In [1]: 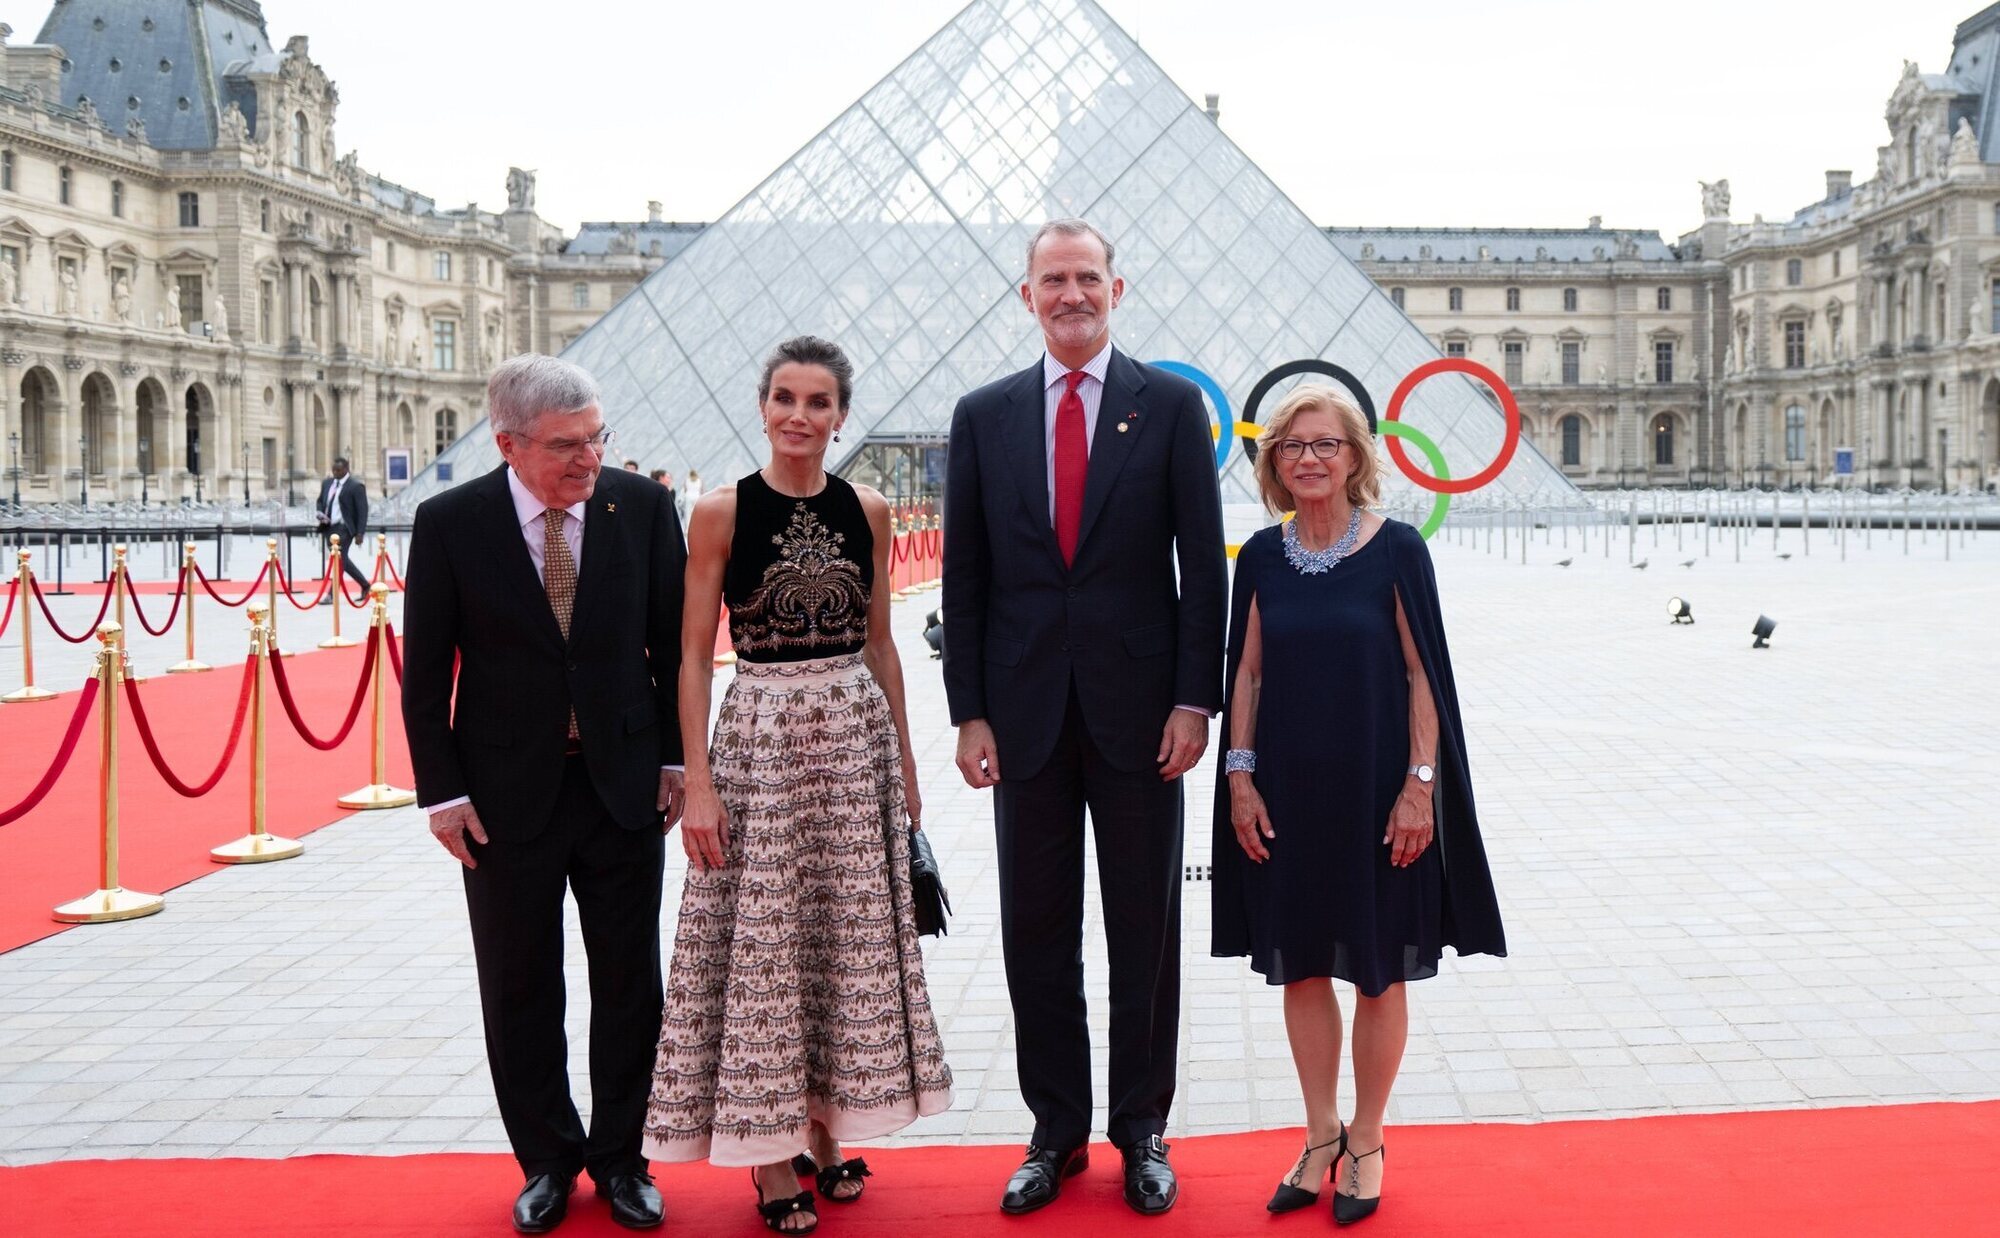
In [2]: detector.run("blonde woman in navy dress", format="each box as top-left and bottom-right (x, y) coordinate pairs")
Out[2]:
(645, 336), (952, 1233)
(1210, 384), (1504, 1225)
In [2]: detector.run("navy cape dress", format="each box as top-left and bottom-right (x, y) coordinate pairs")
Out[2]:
(1209, 519), (1505, 995)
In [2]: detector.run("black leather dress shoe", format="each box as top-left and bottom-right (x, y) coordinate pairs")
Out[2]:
(601, 1172), (665, 1229)
(513, 1172), (576, 1234)
(999, 1144), (1089, 1214)
(1121, 1135), (1178, 1216)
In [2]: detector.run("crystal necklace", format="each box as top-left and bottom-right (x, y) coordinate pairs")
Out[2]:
(1283, 508), (1362, 574)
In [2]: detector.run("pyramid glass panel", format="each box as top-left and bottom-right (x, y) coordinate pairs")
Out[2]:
(403, 0), (1571, 507)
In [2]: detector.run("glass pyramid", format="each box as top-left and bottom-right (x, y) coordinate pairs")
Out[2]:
(402, 0), (1571, 506)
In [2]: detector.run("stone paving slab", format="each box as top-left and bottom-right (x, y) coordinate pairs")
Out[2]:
(1, 515), (1997, 1165)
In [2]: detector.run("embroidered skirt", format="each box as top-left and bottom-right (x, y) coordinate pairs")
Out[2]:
(643, 653), (954, 1167)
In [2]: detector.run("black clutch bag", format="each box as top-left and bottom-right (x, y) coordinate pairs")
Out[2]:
(909, 828), (951, 937)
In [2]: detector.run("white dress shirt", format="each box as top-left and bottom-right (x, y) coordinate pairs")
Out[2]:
(321, 475), (345, 523)
(424, 468), (677, 817)
(1037, 343), (1210, 721)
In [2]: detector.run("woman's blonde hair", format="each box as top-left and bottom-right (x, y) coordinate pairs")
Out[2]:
(1253, 383), (1382, 515)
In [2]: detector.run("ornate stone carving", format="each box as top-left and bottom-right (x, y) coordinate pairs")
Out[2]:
(75, 98), (102, 132)
(507, 167), (537, 212)
(112, 275), (133, 324)
(1951, 116), (1979, 170)
(124, 115), (147, 143)
(63, 355), (85, 371)
(218, 102), (248, 145)
(211, 294), (230, 340)
(59, 268), (79, 317)
(0, 350), (27, 367)
(1700, 178), (1731, 219)
(0, 259), (16, 307)
(119, 361), (140, 376)
(164, 282), (182, 328)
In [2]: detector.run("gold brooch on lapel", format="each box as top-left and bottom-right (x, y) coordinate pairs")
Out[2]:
(605, 502), (617, 513)
(1116, 422), (1129, 433)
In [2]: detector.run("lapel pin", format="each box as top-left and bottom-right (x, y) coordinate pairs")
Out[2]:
(605, 503), (617, 513)
(1116, 422), (1129, 433)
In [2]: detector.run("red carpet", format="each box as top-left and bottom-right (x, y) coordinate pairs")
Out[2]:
(0, 645), (411, 953)
(3, 1102), (1993, 1235)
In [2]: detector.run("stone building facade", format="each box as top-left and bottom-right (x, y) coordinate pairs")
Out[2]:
(0, 1), (680, 506)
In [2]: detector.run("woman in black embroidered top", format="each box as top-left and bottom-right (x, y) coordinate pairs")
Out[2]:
(644, 336), (952, 1233)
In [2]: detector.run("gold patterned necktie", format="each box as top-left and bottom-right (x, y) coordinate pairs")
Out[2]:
(542, 508), (579, 739)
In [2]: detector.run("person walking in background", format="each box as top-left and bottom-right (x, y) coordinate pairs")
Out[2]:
(647, 336), (951, 1234)
(1212, 385), (1504, 1227)
(314, 456), (370, 602)
(402, 354), (686, 1234)
(941, 218), (1226, 1217)
(649, 468), (678, 515)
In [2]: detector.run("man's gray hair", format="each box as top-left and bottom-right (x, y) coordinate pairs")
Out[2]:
(1025, 217), (1115, 278)
(487, 354), (601, 435)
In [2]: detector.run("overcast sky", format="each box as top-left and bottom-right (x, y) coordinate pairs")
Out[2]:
(100, 0), (1983, 237)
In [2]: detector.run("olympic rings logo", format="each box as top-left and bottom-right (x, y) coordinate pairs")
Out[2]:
(1150, 357), (1524, 539)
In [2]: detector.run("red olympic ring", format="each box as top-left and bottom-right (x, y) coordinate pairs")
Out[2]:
(1384, 358), (1522, 495)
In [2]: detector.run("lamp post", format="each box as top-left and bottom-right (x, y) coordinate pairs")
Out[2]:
(78, 430), (88, 507)
(7, 431), (18, 510)
(240, 439), (251, 504)
(138, 435), (150, 507)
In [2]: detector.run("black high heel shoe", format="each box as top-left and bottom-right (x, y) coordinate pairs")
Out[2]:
(789, 1151), (872, 1202)
(1333, 1142), (1384, 1226)
(753, 1167), (818, 1233)
(1266, 1126), (1346, 1213)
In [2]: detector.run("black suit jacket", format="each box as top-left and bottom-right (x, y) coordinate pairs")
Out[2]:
(400, 464), (686, 840)
(942, 348), (1227, 779)
(318, 475), (368, 540)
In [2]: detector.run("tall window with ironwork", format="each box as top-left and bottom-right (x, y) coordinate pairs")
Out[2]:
(176, 274), (204, 332)
(1444, 339), (1466, 358)
(1786, 258), (1803, 286)
(1563, 287), (1578, 312)
(1390, 287), (1404, 309)
(1784, 320), (1805, 368)
(1505, 286), (1520, 311)
(1561, 340), (1580, 384)
(1447, 287), (1463, 312)
(572, 282), (590, 309)
(1784, 405), (1805, 461)
(434, 250), (452, 281)
(1656, 286), (1672, 311)
(1503, 340), (1523, 387)
(1, 150), (13, 193)
(1560, 415), (1582, 466)
(178, 191), (199, 227)
(1653, 414), (1674, 466)
(433, 319), (457, 371)
(434, 409), (459, 459)
(1654, 340), (1674, 384)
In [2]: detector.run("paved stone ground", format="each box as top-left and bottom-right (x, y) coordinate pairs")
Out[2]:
(2, 511), (1997, 1167)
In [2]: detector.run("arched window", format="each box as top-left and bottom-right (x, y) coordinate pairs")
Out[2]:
(1652, 414), (1675, 466)
(1784, 404), (1806, 461)
(1560, 414), (1583, 467)
(292, 112), (310, 169)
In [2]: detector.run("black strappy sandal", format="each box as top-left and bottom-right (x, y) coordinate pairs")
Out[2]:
(1267, 1125), (1345, 1213)
(1333, 1142), (1384, 1226)
(753, 1168), (818, 1233)
(789, 1151), (872, 1202)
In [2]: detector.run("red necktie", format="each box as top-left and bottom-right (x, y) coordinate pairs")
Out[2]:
(1053, 370), (1088, 566)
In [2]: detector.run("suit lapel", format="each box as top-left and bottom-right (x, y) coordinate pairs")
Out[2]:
(569, 480), (619, 647)
(1002, 364), (1066, 571)
(477, 465), (565, 650)
(1075, 348), (1149, 558)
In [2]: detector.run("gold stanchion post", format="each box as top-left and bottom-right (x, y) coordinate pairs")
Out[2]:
(374, 531), (389, 584)
(111, 546), (146, 682)
(210, 603), (303, 863)
(52, 624), (166, 922)
(167, 543), (210, 673)
(318, 534), (356, 649)
(4, 549), (57, 703)
(262, 537), (290, 657)
(338, 584), (415, 809)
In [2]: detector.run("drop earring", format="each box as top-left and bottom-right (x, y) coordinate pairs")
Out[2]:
(834, 430), (842, 442)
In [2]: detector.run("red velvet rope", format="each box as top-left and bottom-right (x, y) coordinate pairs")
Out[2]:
(339, 570), (371, 607)
(0, 679), (100, 827)
(272, 559), (333, 611)
(194, 561), (271, 606)
(124, 655), (255, 797)
(120, 568), (187, 637)
(384, 623), (403, 685)
(265, 634), (375, 750)
(384, 555), (406, 590)
(0, 577), (15, 641)
(30, 576), (116, 643)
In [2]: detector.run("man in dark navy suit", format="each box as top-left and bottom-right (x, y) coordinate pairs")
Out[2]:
(942, 219), (1227, 1217)
(314, 457), (371, 598)
(403, 355), (683, 1233)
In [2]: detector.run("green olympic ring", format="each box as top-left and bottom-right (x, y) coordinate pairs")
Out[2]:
(1375, 421), (1451, 539)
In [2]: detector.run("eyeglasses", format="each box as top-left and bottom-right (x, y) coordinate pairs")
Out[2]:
(513, 426), (617, 456)
(1275, 437), (1345, 461)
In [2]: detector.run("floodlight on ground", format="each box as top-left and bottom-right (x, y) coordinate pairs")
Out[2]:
(1668, 597), (1693, 625)
(923, 609), (943, 660)
(1751, 615), (1777, 649)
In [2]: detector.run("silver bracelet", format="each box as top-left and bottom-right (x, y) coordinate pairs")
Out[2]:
(1224, 749), (1256, 774)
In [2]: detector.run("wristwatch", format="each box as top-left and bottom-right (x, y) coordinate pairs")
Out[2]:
(1407, 763), (1434, 784)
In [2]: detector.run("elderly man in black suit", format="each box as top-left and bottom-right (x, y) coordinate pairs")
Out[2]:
(942, 218), (1227, 1217)
(314, 456), (371, 600)
(402, 354), (686, 1233)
